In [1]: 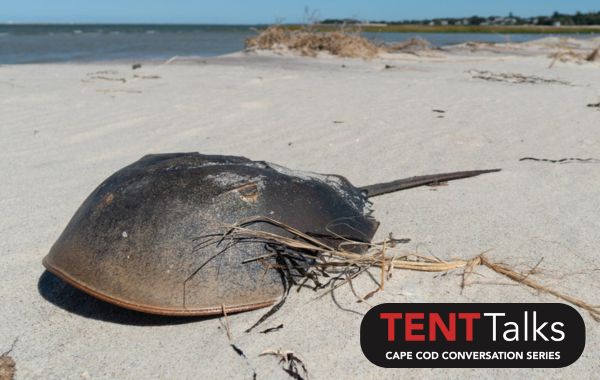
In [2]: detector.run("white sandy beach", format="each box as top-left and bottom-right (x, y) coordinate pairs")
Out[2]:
(1, 39), (600, 379)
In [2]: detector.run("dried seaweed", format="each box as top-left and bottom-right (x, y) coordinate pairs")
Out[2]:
(587, 48), (600, 62)
(0, 339), (17, 380)
(520, 157), (600, 164)
(231, 344), (246, 358)
(260, 349), (309, 380)
(216, 217), (600, 321)
(260, 324), (284, 334)
(385, 37), (432, 54)
(87, 76), (127, 83)
(468, 70), (571, 86)
(0, 356), (15, 380)
(133, 75), (161, 80)
(245, 253), (294, 333)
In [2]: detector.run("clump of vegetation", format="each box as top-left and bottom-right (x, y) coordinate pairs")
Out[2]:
(587, 47), (600, 62)
(245, 25), (380, 58)
(386, 37), (432, 53)
(0, 339), (17, 380)
(245, 26), (436, 58)
(214, 217), (600, 322)
(548, 42), (600, 67)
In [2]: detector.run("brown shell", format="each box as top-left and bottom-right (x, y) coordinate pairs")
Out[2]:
(43, 153), (379, 316)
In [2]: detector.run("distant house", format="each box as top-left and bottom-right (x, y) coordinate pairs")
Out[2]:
(361, 22), (387, 27)
(487, 17), (517, 25)
(553, 21), (561, 27)
(440, 20), (448, 26)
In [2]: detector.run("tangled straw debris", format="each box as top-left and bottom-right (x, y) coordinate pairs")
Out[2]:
(245, 26), (434, 58)
(386, 37), (432, 54)
(587, 47), (600, 62)
(216, 217), (600, 322)
(467, 69), (572, 85)
(520, 157), (600, 164)
(245, 26), (380, 58)
(0, 339), (17, 380)
(260, 348), (309, 380)
(548, 46), (600, 67)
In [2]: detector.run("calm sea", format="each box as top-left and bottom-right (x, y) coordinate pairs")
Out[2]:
(0, 24), (597, 64)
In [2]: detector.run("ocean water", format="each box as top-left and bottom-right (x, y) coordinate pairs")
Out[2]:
(0, 24), (597, 64)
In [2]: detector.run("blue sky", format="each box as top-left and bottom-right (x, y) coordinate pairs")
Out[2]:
(2, 0), (599, 24)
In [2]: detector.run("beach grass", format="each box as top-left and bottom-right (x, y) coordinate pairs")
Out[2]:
(245, 25), (440, 58)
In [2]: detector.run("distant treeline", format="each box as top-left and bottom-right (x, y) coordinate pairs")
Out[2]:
(322, 11), (600, 26)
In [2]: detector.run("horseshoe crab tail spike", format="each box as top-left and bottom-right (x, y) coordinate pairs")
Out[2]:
(359, 169), (501, 198)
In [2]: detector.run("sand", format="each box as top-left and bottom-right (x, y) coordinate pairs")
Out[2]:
(1, 40), (600, 379)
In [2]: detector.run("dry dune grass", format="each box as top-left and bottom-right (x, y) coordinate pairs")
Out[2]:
(549, 48), (600, 67)
(247, 27), (599, 63)
(587, 47), (600, 62)
(245, 26), (436, 58)
(245, 26), (381, 58)
(547, 38), (600, 67)
(548, 49), (598, 67)
(386, 37), (432, 53)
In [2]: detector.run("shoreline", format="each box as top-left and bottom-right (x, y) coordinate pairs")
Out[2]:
(293, 24), (600, 34)
(2, 34), (600, 66)
(3, 22), (600, 34)
(0, 32), (600, 65)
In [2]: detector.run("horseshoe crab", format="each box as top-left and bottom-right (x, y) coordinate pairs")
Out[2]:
(43, 153), (498, 316)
